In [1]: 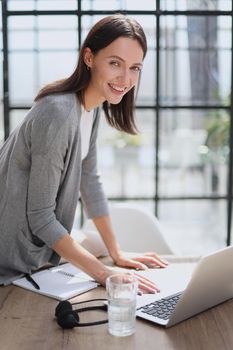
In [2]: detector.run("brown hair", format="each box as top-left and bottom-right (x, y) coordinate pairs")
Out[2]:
(35, 14), (147, 134)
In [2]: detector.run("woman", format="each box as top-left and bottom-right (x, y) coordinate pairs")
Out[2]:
(0, 14), (167, 292)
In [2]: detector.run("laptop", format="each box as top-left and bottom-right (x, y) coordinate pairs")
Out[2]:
(136, 245), (233, 328)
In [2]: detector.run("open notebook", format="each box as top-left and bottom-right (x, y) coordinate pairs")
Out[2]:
(12, 263), (98, 300)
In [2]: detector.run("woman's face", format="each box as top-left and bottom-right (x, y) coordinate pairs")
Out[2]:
(84, 37), (144, 108)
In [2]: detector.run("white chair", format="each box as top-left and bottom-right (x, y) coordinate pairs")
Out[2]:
(81, 203), (173, 255)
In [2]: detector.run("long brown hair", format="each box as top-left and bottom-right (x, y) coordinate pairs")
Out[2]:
(35, 14), (147, 134)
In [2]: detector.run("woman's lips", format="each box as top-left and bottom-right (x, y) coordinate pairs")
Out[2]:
(108, 83), (127, 95)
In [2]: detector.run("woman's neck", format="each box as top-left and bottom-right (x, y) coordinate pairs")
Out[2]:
(83, 84), (105, 111)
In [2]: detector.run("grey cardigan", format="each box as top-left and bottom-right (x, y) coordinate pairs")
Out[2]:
(0, 93), (109, 285)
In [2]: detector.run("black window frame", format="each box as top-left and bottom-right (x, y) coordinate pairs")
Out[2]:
(1, 0), (233, 245)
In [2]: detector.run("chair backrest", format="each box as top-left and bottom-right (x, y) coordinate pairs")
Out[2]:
(82, 204), (173, 254)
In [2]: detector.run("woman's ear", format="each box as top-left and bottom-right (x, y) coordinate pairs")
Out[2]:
(83, 47), (94, 69)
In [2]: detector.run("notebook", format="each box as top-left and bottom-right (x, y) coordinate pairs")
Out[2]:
(136, 245), (233, 327)
(12, 263), (98, 300)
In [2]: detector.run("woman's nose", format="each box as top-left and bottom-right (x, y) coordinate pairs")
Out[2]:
(118, 69), (130, 85)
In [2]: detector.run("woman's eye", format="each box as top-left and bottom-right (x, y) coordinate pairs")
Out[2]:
(110, 61), (119, 67)
(131, 66), (141, 72)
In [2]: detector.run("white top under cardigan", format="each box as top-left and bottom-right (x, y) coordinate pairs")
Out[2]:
(80, 106), (94, 160)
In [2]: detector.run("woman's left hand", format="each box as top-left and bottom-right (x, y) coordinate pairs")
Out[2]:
(114, 252), (168, 270)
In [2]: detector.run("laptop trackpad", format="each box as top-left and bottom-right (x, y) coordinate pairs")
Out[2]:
(136, 262), (197, 309)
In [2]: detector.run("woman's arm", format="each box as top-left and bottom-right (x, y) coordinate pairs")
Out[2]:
(92, 215), (121, 260)
(52, 234), (111, 285)
(52, 233), (160, 293)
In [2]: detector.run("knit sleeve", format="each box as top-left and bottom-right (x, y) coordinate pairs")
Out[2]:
(26, 96), (74, 247)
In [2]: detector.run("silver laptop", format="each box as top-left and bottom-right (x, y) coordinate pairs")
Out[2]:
(136, 245), (233, 328)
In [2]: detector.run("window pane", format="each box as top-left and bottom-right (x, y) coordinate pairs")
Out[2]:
(36, 1), (77, 10)
(231, 206), (233, 244)
(81, 14), (154, 46)
(159, 200), (227, 255)
(125, 0), (156, 10)
(9, 52), (36, 105)
(0, 103), (4, 144)
(8, 16), (35, 52)
(9, 31), (35, 51)
(0, 8), (2, 52)
(82, 0), (155, 11)
(8, 14), (79, 105)
(81, 15), (105, 42)
(133, 15), (156, 48)
(38, 51), (77, 88)
(8, 0), (77, 11)
(0, 4), (3, 143)
(37, 15), (78, 30)
(109, 200), (155, 213)
(82, 0), (121, 11)
(10, 109), (29, 133)
(218, 51), (231, 100)
(9, 16), (78, 50)
(0, 4), (2, 98)
(137, 49), (156, 106)
(160, 16), (232, 106)
(9, 50), (78, 105)
(38, 30), (77, 50)
(8, 16), (35, 30)
(8, 1), (35, 11)
(160, 0), (232, 11)
(159, 109), (230, 197)
(98, 109), (155, 198)
(129, 14), (156, 107)
(37, 16), (78, 50)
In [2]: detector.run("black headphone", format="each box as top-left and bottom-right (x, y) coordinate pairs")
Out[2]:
(55, 299), (108, 329)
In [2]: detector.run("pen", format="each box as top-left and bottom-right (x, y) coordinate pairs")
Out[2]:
(25, 274), (40, 290)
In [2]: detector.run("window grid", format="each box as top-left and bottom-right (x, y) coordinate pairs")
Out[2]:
(1, 0), (233, 246)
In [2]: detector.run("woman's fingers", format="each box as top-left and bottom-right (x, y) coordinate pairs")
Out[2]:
(138, 281), (160, 294)
(118, 256), (167, 271)
(134, 273), (160, 294)
(134, 256), (165, 268)
(144, 252), (169, 264)
(114, 252), (168, 270)
(133, 254), (168, 268)
(136, 284), (158, 295)
(120, 258), (149, 271)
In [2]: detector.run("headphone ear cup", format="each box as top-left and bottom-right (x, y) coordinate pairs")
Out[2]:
(55, 300), (72, 318)
(57, 310), (80, 329)
(55, 301), (80, 329)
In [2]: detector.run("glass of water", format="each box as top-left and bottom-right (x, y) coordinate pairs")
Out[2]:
(106, 274), (138, 337)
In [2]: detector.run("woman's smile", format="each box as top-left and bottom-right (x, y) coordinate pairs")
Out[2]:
(108, 83), (127, 95)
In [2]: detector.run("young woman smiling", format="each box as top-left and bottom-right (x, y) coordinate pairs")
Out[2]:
(0, 14), (167, 293)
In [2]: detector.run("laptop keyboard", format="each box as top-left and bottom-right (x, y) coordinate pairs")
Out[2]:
(138, 291), (183, 321)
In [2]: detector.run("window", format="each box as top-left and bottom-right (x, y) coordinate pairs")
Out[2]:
(1, 0), (232, 255)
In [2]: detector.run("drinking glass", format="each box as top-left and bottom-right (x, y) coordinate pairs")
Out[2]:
(106, 274), (138, 336)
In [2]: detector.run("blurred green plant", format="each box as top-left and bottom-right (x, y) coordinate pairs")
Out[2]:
(204, 95), (230, 163)
(205, 111), (230, 149)
(105, 131), (145, 149)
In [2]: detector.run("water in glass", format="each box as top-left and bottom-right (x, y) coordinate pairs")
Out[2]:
(108, 298), (136, 336)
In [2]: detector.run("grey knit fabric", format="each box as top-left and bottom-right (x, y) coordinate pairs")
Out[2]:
(0, 93), (109, 285)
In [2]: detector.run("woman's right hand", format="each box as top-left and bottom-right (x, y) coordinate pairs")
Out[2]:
(103, 267), (160, 295)
(52, 235), (160, 295)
